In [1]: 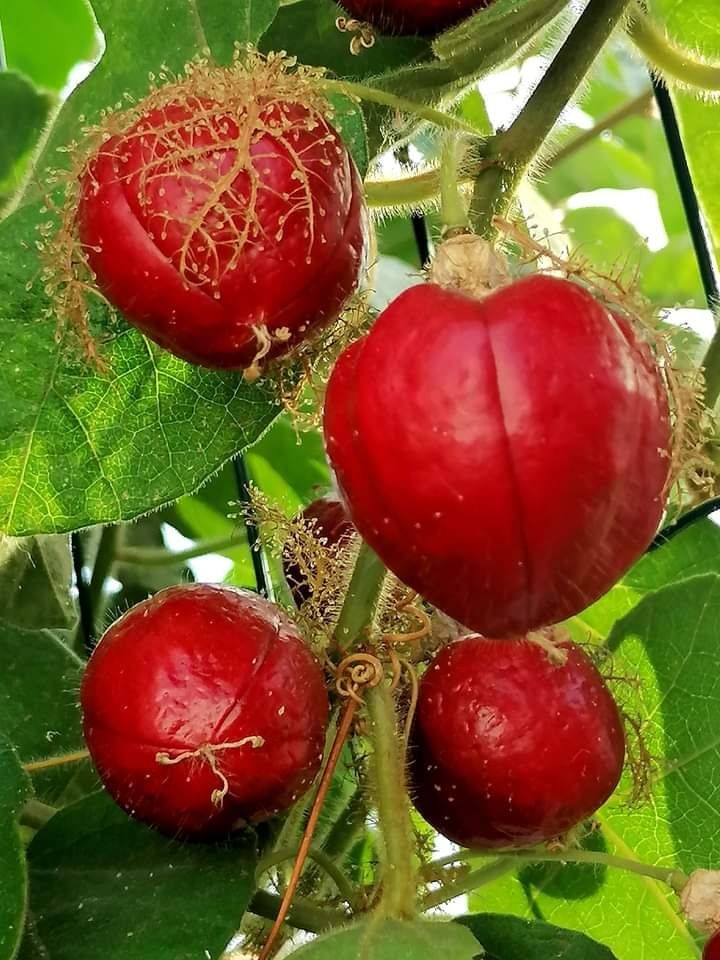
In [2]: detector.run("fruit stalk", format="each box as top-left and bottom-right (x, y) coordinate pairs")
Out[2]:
(439, 134), (470, 233)
(428, 848), (689, 903)
(334, 542), (386, 651)
(317, 79), (481, 136)
(249, 890), (347, 934)
(471, 0), (633, 234)
(366, 682), (416, 920)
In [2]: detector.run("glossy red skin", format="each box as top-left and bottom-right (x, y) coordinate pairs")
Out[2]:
(78, 98), (368, 370)
(410, 635), (626, 848)
(80, 584), (329, 839)
(338, 0), (491, 34)
(324, 276), (671, 638)
(705, 932), (720, 960)
(283, 495), (355, 605)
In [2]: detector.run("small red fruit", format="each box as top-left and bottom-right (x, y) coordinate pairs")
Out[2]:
(337, 0), (491, 35)
(283, 495), (355, 605)
(77, 73), (367, 371)
(410, 634), (626, 848)
(80, 584), (328, 838)
(705, 932), (720, 960)
(324, 276), (671, 638)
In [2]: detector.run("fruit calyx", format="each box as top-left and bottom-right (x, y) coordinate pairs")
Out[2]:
(428, 232), (511, 300)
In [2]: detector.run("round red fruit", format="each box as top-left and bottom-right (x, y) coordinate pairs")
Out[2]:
(324, 276), (671, 638)
(80, 584), (329, 838)
(78, 82), (367, 370)
(706, 932), (720, 960)
(283, 495), (355, 605)
(410, 634), (626, 848)
(337, 0), (491, 35)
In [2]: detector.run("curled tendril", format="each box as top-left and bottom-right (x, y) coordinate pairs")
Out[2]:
(335, 652), (384, 704)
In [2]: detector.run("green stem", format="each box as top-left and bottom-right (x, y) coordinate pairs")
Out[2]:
(439, 134), (471, 233)
(548, 89), (653, 165)
(88, 524), (122, 634)
(364, 169), (444, 211)
(115, 533), (245, 567)
(0, 20), (7, 72)
(471, 0), (633, 235)
(19, 799), (57, 831)
(366, 683), (416, 919)
(256, 846), (360, 910)
(249, 890), (347, 934)
(431, 847), (688, 894)
(334, 542), (386, 651)
(422, 859), (516, 909)
(627, 6), (720, 90)
(702, 320), (720, 408)
(318, 79), (481, 137)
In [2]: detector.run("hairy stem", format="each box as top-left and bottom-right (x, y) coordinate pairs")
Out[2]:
(432, 847), (689, 894)
(627, 6), (720, 90)
(256, 846), (360, 909)
(115, 533), (246, 568)
(440, 134), (470, 233)
(249, 890), (347, 934)
(334, 542), (386, 651)
(318, 79), (481, 136)
(471, 0), (633, 235)
(366, 683), (416, 919)
(88, 524), (121, 631)
(24, 750), (90, 774)
(422, 859), (516, 909)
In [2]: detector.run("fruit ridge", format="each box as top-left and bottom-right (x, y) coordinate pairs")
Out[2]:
(81, 583), (329, 838)
(77, 60), (368, 371)
(324, 275), (671, 638)
(410, 633), (626, 848)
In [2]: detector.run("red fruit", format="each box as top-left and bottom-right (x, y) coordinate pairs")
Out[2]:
(78, 85), (367, 370)
(337, 0), (491, 35)
(283, 495), (355, 605)
(324, 276), (670, 638)
(410, 634), (626, 848)
(705, 932), (720, 960)
(80, 584), (328, 838)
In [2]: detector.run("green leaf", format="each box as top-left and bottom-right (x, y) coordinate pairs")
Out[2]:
(607, 575), (720, 870)
(196, 0), (280, 64)
(645, 1), (720, 263)
(325, 93), (369, 178)
(287, 918), (482, 959)
(0, 200), (279, 537)
(459, 913), (618, 959)
(26, 791), (256, 960)
(0, 624), (85, 803)
(0, 73), (51, 182)
(0, 737), (32, 960)
(0, 536), (75, 630)
(671, 94), (720, 265)
(570, 519), (720, 642)
(0, 0), (98, 93)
